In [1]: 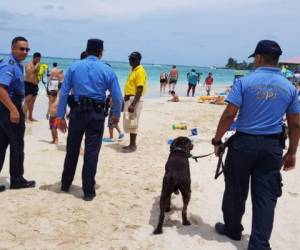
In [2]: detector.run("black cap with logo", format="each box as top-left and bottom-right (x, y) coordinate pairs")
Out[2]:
(86, 39), (104, 51)
(248, 40), (282, 58)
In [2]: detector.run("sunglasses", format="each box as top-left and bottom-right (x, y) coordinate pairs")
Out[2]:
(19, 47), (30, 52)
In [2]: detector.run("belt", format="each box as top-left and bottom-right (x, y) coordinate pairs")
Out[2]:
(236, 131), (281, 140)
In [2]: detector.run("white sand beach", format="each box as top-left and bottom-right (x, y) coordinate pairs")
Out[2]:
(0, 97), (299, 250)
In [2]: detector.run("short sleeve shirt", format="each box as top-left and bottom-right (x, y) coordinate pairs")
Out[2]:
(124, 65), (147, 96)
(226, 67), (300, 134)
(0, 55), (25, 99)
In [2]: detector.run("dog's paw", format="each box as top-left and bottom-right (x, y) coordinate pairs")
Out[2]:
(183, 220), (191, 226)
(165, 207), (171, 212)
(153, 228), (163, 235)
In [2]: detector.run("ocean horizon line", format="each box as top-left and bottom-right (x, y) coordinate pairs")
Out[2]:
(0, 52), (220, 69)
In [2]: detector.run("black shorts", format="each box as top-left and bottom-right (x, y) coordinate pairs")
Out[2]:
(169, 78), (177, 84)
(160, 79), (167, 84)
(25, 81), (39, 97)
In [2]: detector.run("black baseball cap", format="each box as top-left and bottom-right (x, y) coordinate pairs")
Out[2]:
(86, 39), (103, 51)
(248, 40), (282, 58)
(129, 51), (142, 60)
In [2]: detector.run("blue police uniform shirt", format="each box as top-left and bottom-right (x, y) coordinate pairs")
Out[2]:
(57, 55), (123, 118)
(226, 67), (300, 135)
(0, 54), (25, 99)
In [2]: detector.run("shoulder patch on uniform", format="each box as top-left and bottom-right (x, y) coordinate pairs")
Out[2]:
(6, 71), (13, 77)
(9, 59), (15, 65)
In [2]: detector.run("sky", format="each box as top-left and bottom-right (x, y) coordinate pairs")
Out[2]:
(0, 0), (299, 66)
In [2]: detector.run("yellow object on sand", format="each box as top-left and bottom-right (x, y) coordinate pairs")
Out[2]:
(198, 96), (215, 102)
(38, 63), (48, 81)
(198, 95), (226, 105)
(172, 123), (187, 130)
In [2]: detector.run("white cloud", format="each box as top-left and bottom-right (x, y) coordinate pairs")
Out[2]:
(0, 0), (299, 20)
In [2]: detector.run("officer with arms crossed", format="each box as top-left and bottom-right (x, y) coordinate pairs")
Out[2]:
(57, 39), (122, 201)
(0, 36), (36, 191)
(212, 40), (300, 250)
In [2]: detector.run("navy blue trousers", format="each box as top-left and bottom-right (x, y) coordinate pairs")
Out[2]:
(0, 104), (25, 181)
(222, 133), (283, 250)
(61, 108), (105, 195)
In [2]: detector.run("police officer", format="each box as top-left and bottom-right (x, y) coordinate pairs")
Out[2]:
(0, 36), (36, 191)
(57, 39), (122, 201)
(212, 40), (300, 249)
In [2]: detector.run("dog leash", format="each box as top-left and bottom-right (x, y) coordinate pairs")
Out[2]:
(214, 141), (230, 179)
(191, 152), (214, 162)
(191, 143), (229, 180)
(215, 151), (225, 179)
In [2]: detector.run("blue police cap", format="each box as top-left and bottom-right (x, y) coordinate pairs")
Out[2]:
(248, 40), (282, 58)
(86, 39), (103, 51)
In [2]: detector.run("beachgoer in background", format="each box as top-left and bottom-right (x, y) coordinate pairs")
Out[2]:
(168, 90), (179, 102)
(187, 69), (199, 97)
(48, 62), (64, 95)
(159, 71), (168, 96)
(168, 65), (179, 92)
(204, 72), (213, 96)
(210, 95), (225, 105)
(23, 52), (42, 122)
(0, 36), (36, 191)
(103, 95), (124, 142)
(47, 91), (60, 144)
(123, 51), (147, 153)
(57, 39), (122, 201)
(293, 70), (300, 86)
(212, 40), (300, 250)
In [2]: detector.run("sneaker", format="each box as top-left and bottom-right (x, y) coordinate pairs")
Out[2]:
(118, 133), (124, 140)
(215, 222), (241, 241)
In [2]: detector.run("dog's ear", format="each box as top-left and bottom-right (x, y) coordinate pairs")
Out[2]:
(170, 138), (176, 151)
(170, 137), (180, 151)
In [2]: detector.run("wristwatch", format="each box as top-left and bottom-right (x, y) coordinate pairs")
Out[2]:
(211, 138), (222, 146)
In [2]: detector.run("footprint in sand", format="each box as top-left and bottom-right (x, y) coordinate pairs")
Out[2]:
(288, 191), (298, 197)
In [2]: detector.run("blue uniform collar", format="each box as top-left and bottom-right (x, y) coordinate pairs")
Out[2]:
(255, 67), (281, 74)
(9, 54), (23, 67)
(87, 55), (100, 61)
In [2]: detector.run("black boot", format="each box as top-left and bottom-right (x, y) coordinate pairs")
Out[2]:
(10, 177), (36, 189)
(215, 222), (242, 241)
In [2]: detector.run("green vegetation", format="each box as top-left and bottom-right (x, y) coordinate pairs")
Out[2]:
(226, 57), (254, 70)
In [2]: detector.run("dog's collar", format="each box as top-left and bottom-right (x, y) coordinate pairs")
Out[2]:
(171, 147), (192, 157)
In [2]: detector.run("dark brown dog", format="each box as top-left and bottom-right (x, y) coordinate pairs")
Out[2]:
(153, 136), (193, 234)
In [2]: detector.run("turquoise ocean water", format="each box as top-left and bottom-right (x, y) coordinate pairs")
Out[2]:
(1, 54), (239, 98)
(1, 53), (243, 119)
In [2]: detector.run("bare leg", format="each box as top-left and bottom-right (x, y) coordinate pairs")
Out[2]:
(28, 95), (37, 121)
(160, 83), (162, 96)
(192, 85), (196, 97)
(51, 129), (58, 144)
(23, 95), (32, 122)
(115, 125), (121, 134)
(109, 127), (113, 139)
(122, 133), (137, 152)
(187, 84), (192, 96)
